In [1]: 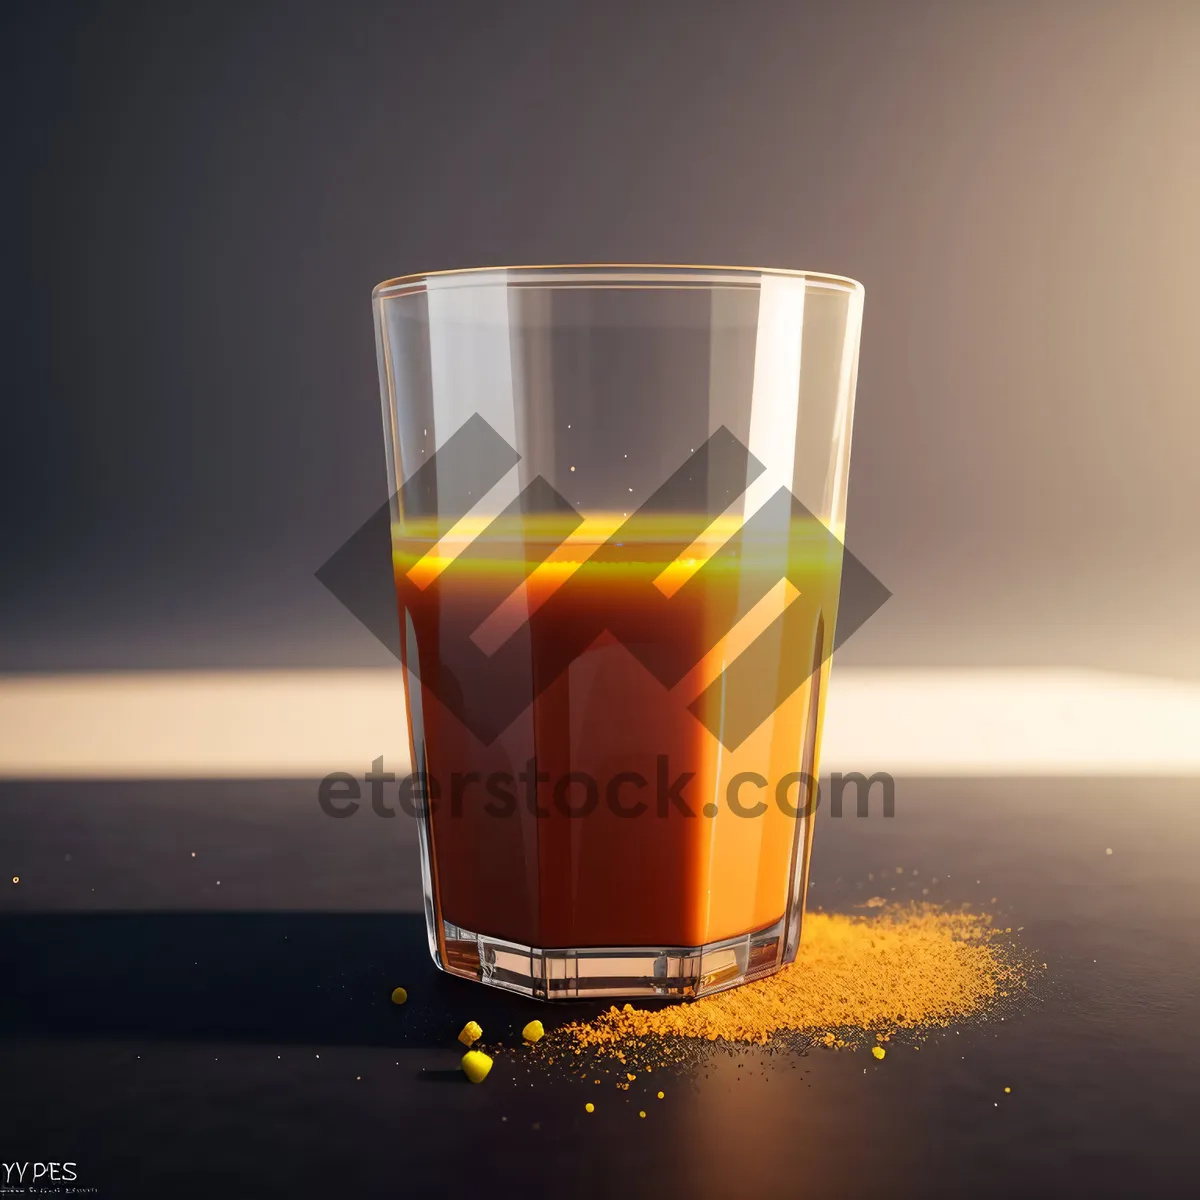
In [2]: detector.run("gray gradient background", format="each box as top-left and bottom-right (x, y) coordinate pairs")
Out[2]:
(3, 0), (1198, 677)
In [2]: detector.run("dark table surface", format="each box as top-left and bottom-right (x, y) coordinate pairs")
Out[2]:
(2, 776), (1198, 1199)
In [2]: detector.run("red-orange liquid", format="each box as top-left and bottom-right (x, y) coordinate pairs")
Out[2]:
(396, 515), (840, 950)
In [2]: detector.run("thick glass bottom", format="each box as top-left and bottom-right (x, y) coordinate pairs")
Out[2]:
(433, 916), (794, 1000)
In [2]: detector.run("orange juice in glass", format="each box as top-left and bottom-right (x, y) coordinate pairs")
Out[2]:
(375, 266), (863, 998)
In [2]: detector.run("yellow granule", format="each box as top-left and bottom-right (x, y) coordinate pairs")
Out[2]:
(461, 1050), (493, 1083)
(558, 904), (1025, 1054)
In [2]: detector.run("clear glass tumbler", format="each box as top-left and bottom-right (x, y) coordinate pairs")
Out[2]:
(373, 265), (865, 999)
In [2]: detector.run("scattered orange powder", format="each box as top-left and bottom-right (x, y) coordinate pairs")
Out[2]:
(556, 903), (1028, 1056)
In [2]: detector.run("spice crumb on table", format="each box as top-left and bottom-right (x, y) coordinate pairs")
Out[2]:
(547, 904), (1033, 1061)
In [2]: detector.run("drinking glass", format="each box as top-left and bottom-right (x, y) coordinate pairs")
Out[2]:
(373, 265), (864, 998)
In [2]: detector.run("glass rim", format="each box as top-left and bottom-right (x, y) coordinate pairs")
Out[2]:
(372, 263), (864, 300)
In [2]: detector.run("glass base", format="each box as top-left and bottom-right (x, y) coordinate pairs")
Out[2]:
(434, 917), (794, 1000)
